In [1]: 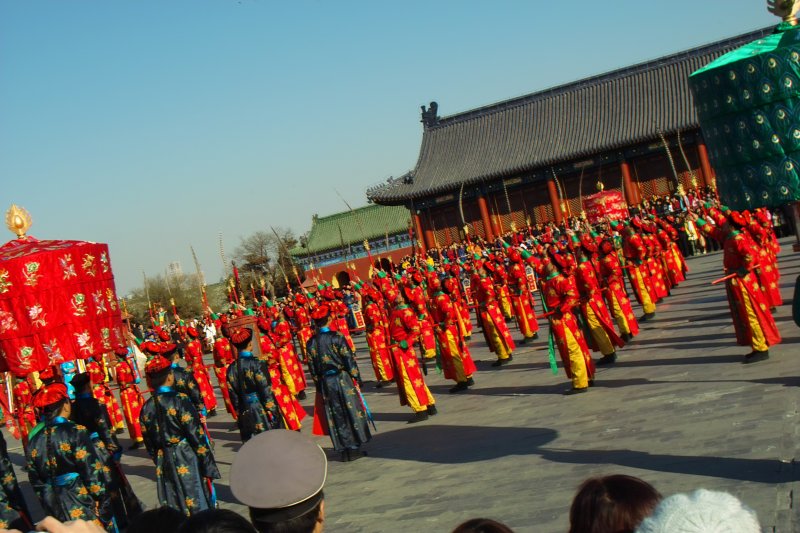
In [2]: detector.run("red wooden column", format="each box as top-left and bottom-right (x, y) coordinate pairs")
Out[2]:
(423, 212), (437, 250)
(413, 212), (427, 254)
(490, 196), (503, 237)
(697, 141), (715, 189)
(477, 195), (495, 241)
(547, 177), (563, 225)
(620, 160), (639, 205)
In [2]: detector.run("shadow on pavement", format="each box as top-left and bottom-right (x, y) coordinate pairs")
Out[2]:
(630, 332), (734, 346)
(122, 464), (158, 482)
(370, 412), (417, 422)
(681, 376), (800, 388)
(428, 383), (567, 396)
(537, 447), (799, 484)
(366, 424), (558, 464)
(213, 482), (237, 505)
(613, 354), (743, 368)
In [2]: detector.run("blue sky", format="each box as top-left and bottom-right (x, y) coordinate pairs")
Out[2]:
(0, 1), (775, 294)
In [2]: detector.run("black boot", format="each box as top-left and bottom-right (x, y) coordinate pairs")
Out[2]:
(563, 387), (589, 395)
(743, 350), (769, 364)
(427, 404), (438, 416)
(597, 352), (617, 365)
(408, 411), (429, 424)
(348, 449), (367, 461)
(297, 391), (307, 400)
(449, 382), (469, 394)
(466, 377), (475, 386)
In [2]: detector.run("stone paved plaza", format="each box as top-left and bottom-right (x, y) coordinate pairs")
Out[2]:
(5, 240), (800, 532)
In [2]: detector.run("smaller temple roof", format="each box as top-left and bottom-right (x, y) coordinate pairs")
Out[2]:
(294, 204), (411, 255)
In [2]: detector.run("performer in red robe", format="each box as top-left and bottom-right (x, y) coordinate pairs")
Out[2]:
(429, 276), (477, 393)
(404, 276), (437, 360)
(542, 257), (595, 394)
(293, 294), (314, 361)
(575, 246), (624, 365)
(114, 347), (144, 448)
(212, 335), (236, 420)
(621, 223), (657, 320)
(86, 356), (124, 432)
(185, 327), (218, 416)
(475, 261), (516, 366)
(443, 273), (473, 341)
(12, 379), (36, 446)
(642, 226), (669, 299)
(272, 311), (308, 400)
(597, 240), (639, 341)
(746, 210), (783, 309)
(506, 248), (539, 343)
(362, 287), (394, 386)
(656, 216), (687, 287)
(257, 318), (305, 430)
(322, 289), (356, 352)
(386, 286), (437, 423)
(699, 211), (781, 362)
(490, 256), (514, 322)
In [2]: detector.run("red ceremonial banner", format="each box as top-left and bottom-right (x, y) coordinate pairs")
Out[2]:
(584, 190), (628, 224)
(0, 236), (126, 376)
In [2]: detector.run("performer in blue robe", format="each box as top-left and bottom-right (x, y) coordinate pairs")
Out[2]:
(139, 356), (220, 517)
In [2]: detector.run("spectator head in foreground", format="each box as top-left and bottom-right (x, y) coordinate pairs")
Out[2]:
(230, 429), (327, 533)
(569, 474), (662, 533)
(126, 507), (186, 533)
(451, 517), (515, 532)
(635, 489), (760, 533)
(177, 509), (257, 533)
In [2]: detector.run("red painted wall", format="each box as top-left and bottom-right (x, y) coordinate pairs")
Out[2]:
(303, 246), (413, 287)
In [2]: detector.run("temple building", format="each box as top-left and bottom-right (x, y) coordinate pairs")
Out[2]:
(292, 204), (413, 286)
(366, 27), (772, 252)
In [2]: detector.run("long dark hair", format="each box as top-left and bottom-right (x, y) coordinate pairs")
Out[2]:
(568, 475), (662, 533)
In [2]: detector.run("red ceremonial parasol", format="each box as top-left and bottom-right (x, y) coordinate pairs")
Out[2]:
(0, 205), (126, 376)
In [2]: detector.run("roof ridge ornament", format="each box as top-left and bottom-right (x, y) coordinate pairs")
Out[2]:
(420, 101), (440, 128)
(767, 0), (800, 24)
(5, 204), (32, 239)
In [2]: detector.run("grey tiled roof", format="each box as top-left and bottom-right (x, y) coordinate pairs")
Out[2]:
(367, 27), (773, 204)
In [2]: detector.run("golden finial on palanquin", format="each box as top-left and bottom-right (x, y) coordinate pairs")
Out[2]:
(767, 0), (800, 24)
(5, 204), (32, 238)
(596, 181), (605, 192)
